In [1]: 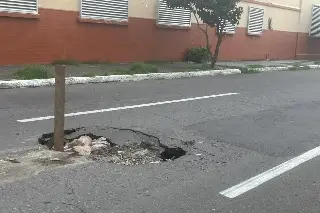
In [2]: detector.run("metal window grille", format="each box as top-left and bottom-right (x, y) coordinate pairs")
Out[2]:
(80, 0), (128, 21)
(157, 0), (191, 27)
(247, 6), (264, 36)
(0, 0), (38, 14)
(217, 20), (236, 34)
(310, 5), (320, 37)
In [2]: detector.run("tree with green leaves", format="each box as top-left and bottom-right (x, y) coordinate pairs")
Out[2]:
(165, 0), (243, 67)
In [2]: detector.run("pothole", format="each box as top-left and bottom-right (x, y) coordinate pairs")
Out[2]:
(38, 126), (187, 165)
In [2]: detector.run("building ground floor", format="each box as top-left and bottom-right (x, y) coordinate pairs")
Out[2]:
(0, 8), (319, 65)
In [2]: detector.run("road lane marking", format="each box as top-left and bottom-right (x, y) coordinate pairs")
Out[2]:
(17, 93), (239, 123)
(220, 145), (320, 198)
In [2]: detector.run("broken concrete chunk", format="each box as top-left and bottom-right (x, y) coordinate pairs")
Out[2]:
(73, 145), (92, 156)
(92, 137), (110, 146)
(92, 144), (108, 151)
(132, 149), (149, 157)
(77, 136), (92, 146)
(68, 135), (92, 148)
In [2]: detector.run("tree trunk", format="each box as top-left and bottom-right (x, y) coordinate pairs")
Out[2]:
(211, 34), (223, 68)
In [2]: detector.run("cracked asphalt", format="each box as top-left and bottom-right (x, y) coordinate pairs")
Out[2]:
(1, 70), (320, 212)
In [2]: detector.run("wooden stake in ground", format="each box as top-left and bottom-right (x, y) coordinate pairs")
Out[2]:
(54, 65), (66, 151)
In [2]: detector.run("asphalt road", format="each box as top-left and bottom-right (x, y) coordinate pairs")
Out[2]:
(1, 70), (320, 212)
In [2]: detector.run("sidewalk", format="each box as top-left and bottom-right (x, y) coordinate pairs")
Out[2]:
(0, 60), (319, 89)
(216, 60), (315, 68)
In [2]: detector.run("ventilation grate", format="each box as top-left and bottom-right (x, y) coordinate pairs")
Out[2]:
(310, 4), (320, 37)
(247, 6), (264, 36)
(157, 0), (191, 27)
(81, 0), (128, 21)
(0, 0), (38, 14)
(218, 20), (236, 34)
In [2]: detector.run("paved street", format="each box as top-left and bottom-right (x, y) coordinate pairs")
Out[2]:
(1, 70), (320, 212)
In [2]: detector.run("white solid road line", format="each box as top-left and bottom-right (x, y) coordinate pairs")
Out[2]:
(220, 145), (320, 199)
(17, 93), (239, 123)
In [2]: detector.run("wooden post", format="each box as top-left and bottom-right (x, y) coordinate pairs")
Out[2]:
(54, 65), (66, 152)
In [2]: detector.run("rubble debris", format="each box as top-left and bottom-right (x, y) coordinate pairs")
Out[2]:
(73, 145), (92, 156)
(4, 157), (20, 164)
(69, 136), (92, 147)
(181, 140), (196, 146)
(38, 126), (187, 166)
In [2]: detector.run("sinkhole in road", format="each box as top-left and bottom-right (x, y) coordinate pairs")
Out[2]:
(38, 126), (186, 165)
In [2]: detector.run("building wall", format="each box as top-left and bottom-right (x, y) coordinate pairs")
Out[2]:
(295, 0), (320, 59)
(0, 0), (319, 65)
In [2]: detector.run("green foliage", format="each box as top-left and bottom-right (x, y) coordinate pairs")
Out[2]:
(165, 0), (243, 32)
(184, 47), (211, 63)
(13, 66), (53, 80)
(246, 64), (265, 68)
(314, 61), (320, 65)
(81, 72), (96, 77)
(106, 63), (159, 75)
(129, 62), (158, 74)
(52, 59), (80, 66)
(268, 18), (273, 30)
(165, 0), (243, 67)
(107, 69), (131, 75)
(240, 67), (259, 74)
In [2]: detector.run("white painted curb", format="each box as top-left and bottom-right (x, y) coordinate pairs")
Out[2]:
(248, 64), (320, 72)
(0, 69), (241, 89)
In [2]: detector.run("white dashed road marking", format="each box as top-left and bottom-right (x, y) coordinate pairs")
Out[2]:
(17, 93), (239, 123)
(220, 145), (320, 198)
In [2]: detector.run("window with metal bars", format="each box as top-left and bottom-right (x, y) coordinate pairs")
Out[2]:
(80, 0), (128, 22)
(310, 4), (320, 38)
(217, 20), (236, 35)
(0, 0), (38, 14)
(157, 0), (191, 27)
(247, 6), (264, 36)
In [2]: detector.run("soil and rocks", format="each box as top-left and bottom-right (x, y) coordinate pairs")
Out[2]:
(38, 126), (186, 166)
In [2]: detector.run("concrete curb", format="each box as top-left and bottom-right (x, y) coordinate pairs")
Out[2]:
(0, 69), (241, 89)
(248, 64), (320, 72)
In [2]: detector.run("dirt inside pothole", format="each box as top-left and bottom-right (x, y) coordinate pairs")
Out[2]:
(38, 126), (186, 166)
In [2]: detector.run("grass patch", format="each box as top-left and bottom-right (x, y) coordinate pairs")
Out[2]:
(81, 72), (96, 77)
(52, 59), (80, 66)
(13, 66), (53, 80)
(199, 63), (213, 70)
(82, 60), (100, 65)
(82, 60), (111, 65)
(106, 63), (159, 75)
(144, 60), (174, 64)
(240, 67), (260, 74)
(246, 64), (265, 68)
(129, 62), (158, 74)
(107, 68), (131, 75)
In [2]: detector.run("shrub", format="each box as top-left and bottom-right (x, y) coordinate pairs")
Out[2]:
(13, 66), (53, 80)
(129, 62), (158, 74)
(184, 47), (211, 63)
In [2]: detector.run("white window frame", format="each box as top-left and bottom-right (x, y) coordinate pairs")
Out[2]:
(309, 4), (320, 38)
(157, 0), (191, 27)
(0, 0), (38, 14)
(80, 0), (128, 22)
(247, 6), (265, 36)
